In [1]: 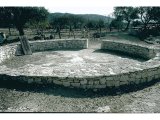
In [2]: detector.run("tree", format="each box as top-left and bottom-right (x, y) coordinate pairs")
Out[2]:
(50, 16), (68, 39)
(150, 7), (160, 24)
(97, 19), (105, 34)
(27, 20), (50, 36)
(137, 7), (153, 30)
(110, 18), (123, 31)
(114, 7), (138, 31)
(0, 7), (13, 35)
(50, 13), (85, 39)
(85, 20), (96, 30)
(0, 7), (49, 36)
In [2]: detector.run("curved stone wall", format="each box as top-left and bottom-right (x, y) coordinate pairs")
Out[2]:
(101, 40), (156, 59)
(0, 39), (88, 62)
(0, 44), (18, 63)
(0, 39), (160, 89)
(16, 39), (88, 55)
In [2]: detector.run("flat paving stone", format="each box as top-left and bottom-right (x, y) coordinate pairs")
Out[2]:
(0, 48), (148, 77)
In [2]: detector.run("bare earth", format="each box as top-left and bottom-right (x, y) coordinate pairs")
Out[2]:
(0, 80), (160, 113)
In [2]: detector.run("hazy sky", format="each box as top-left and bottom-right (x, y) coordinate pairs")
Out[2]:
(46, 6), (114, 16)
(44, 0), (115, 16)
(1, 0), (115, 16)
(2, 0), (159, 16)
(42, 0), (114, 16)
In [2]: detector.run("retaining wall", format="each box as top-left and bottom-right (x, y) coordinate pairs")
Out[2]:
(0, 44), (18, 63)
(16, 39), (88, 54)
(1, 39), (160, 89)
(0, 39), (88, 63)
(101, 40), (156, 59)
(1, 63), (160, 89)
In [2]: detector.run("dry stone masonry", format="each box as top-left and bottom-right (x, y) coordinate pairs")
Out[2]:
(101, 40), (156, 60)
(16, 39), (88, 54)
(0, 39), (160, 89)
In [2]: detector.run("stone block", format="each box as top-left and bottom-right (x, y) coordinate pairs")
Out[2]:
(63, 82), (71, 87)
(88, 80), (94, 85)
(94, 85), (106, 89)
(86, 85), (94, 89)
(99, 78), (106, 84)
(94, 81), (100, 85)
(154, 74), (160, 79)
(135, 73), (142, 79)
(47, 77), (53, 83)
(53, 80), (62, 85)
(114, 80), (120, 87)
(120, 75), (129, 81)
(80, 79), (87, 85)
(147, 76), (154, 82)
(74, 79), (80, 82)
(71, 83), (80, 87)
(119, 81), (129, 86)
(27, 78), (34, 84)
(106, 80), (114, 87)
(106, 76), (113, 81)
(135, 79), (140, 84)
(35, 79), (42, 84)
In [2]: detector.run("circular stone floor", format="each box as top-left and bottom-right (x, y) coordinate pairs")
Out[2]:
(0, 48), (147, 77)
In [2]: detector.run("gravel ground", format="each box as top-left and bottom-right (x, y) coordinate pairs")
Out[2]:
(0, 48), (146, 77)
(0, 79), (160, 113)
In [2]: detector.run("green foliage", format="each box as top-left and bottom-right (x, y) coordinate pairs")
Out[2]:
(113, 7), (160, 39)
(0, 7), (49, 35)
(114, 7), (138, 31)
(110, 18), (124, 31)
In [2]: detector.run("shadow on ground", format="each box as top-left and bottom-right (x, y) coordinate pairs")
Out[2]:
(0, 78), (159, 98)
(93, 49), (148, 62)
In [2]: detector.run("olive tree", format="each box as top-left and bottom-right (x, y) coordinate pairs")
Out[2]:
(0, 7), (49, 36)
(114, 7), (138, 31)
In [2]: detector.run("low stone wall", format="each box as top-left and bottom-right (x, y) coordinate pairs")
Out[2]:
(1, 39), (160, 89)
(101, 40), (156, 59)
(16, 39), (88, 54)
(0, 39), (88, 63)
(0, 44), (18, 64)
(2, 63), (160, 89)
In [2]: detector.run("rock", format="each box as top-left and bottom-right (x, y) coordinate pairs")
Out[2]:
(96, 106), (111, 113)
(80, 79), (87, 85)
(63, 82), (70, 87)
(99, 78), (106, 84)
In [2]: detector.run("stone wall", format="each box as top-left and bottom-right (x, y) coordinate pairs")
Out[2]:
(16, 39), (88, 53)
(3, 63), (160, 89)
(101, 40), (156, 59)
(0, 44), (18, 64)
(0, 39), (88, 62)
(1, 39), (160, 89)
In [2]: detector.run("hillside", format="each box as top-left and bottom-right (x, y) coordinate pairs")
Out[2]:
(48, 12), (112, 22)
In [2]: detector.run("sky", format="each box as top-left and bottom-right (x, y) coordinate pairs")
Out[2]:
(1, 0), (160, 16)
(46, 6), (114, 16)
(44, 0), (115, 16)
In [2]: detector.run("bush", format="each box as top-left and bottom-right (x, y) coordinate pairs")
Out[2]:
(136, 27), (160, 40)
(92, 32), (106, 38)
